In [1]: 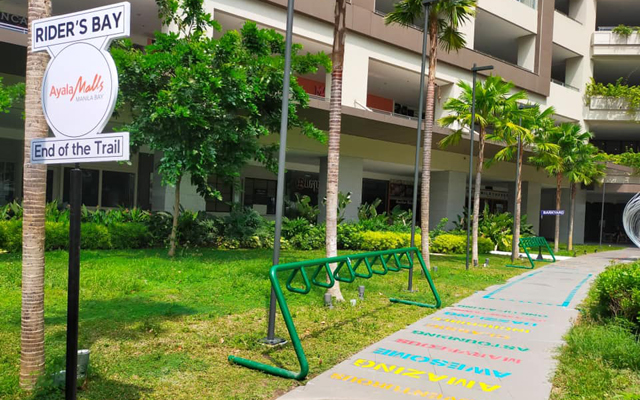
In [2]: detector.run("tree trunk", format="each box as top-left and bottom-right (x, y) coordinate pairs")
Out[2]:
(512, 139), (523, 262)
(419, 12), (439, 269)
(472, 128), (486, 266)
(21, 0), (51, 389)
(568, 182), (576, 251)
(325, 0), (346, 301)
(168, 174), (182, 257)
(554, 173), (562, 252)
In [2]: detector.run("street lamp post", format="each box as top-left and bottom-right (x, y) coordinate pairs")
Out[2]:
(465, 64), (493, 271)
(409, 0), (439, 291)
(263, 0), (295, 346)
(512, 103), (537, 263)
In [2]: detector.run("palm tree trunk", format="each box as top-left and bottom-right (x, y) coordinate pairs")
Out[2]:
(512, 139), (523, 262)
(568, 182), (576, 251)
(325, 0), (346, 301)
(21, 0), (51, 389)
(554, 173), (562, 252)
(419, 12), (439, 269)
(472, 128), (486, 266)
(168, 174), (182, 257)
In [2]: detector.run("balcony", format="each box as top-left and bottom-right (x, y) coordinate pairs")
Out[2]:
(593, 30), (640, 56)
(585, 96), (640, 122)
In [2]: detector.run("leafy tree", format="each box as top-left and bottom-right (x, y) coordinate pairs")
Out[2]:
(565, 140), (606, 250)
(385, 0), (476, 268)
(112, 0), (329, 256)
(532, 123), (592, 252)
(325, 0), (347, 301)
(489, 104), (558, 261)
(439, 75), (526, 266)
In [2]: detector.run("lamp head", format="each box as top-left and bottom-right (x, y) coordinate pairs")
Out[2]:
(471, 64), (494, 72)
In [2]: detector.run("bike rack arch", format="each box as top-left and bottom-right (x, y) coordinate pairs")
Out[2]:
(228, 247), (441, 380)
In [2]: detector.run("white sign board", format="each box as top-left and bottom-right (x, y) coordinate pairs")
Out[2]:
(30, 2), (131, 164)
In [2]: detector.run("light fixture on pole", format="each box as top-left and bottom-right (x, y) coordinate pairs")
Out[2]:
(262, 0), (295, 346)
(512, 103), (537, 263)
(465, 63), (493, 271)
(408, 0), (439, 291)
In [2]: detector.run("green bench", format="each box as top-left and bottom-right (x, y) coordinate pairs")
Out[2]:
(228, 247), (441, 380)
(507, 236), (556, 269)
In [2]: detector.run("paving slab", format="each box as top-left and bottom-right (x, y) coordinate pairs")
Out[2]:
(276, 248), (640, 400)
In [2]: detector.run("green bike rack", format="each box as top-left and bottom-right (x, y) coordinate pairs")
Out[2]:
(228, 247), (441, 380)
(506, 236), (556, 269)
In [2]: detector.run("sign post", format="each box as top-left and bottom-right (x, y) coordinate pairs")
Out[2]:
(30, 4), (131, 400)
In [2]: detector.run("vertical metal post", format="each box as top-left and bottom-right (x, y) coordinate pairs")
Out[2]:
(465, 68), (477, 271)
(66, 164), (82, 400)
(264, 0), (295, 345)
(599, 181), (606, 247)
(409, 2), (431, 291)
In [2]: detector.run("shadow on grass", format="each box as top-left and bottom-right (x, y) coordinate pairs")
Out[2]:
(29, 375), (152, 400)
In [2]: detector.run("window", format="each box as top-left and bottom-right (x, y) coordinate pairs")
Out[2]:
(0, 162), (15, 205)
(244, 178), (277, 214)
(101, 171), (135, 208)
(63, 168), (99, 206)
(206, 176), (233, 212)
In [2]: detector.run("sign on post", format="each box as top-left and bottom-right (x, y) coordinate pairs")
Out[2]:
(30, 2), (130, 164)
(29, 4), (131, 400)
(541, 210), (565, 217)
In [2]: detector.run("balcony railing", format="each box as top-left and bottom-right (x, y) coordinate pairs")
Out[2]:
(551, 79), (580, 92)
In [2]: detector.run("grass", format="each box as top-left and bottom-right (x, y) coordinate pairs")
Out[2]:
(552, 319), (640, 400)
(0, 248), (549, 400)
(553, 243), (625, 257)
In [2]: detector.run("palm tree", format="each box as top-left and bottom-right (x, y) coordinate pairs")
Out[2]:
(385, 0), (475, 267)
(325, 0), (347, 301)
(490, 105), (558, 261)
(439, 75), (526, 265)
(565, 140), (606, 250)
(21, 0), (51, 389)
(533, 123), (592, 252)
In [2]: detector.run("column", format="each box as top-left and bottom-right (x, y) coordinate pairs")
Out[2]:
(318, 156), (364, 222)
(521, 181), (541, 235)
(341, 34), (369, 109)
(517, 34), (536, 72)
(429, 171), (467, 230)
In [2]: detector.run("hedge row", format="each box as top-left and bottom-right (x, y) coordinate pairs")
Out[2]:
(0, 220), (150, 252)
(0, 220), (496, 255)
(589, 262), (640, 331)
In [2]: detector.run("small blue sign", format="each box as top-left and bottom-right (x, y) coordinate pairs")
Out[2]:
(541, 210), (565, 216)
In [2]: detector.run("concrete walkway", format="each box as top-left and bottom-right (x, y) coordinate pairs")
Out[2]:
(277, 248), (640, 400)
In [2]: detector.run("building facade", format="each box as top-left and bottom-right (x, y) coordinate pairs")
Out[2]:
(1, 0), (639, 244)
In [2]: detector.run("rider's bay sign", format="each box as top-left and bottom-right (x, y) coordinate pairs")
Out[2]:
(30, 2), (131, 164)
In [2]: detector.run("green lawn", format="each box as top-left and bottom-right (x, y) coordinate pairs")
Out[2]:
(1, 249), (540, 400)
(553, 243), (625, 257)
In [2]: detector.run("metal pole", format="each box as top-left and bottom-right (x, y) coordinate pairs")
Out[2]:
(409, 2), (431, 291)
(599, 181), (606, 247)
(264, 0), (295, 346)
(65, 164), (82, 400)
(511, 117), (522, 263)
(465, 68), (477, 271)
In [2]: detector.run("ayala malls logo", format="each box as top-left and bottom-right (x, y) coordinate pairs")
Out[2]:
(49, 74), (105, 102)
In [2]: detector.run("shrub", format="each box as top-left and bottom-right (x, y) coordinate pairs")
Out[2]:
(281, 217), (313, 240)
(147, 212), (173, 246)
(589, 263), (640, 330)
(431, 234), (465, 254)
(223, 206), (264, 243)
(356, 231), (414, 251)
(109, 223), (151, 249)
(45, 221), (69, 250)
(80, 224), (112, 250)
(337, 223), (363, 249)
(0, 220), (22, 252)
(431, 234), (493, 254)
(289, 225), (325, 250)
